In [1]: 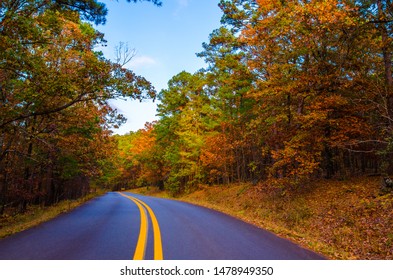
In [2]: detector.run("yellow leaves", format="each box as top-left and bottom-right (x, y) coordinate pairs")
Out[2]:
(246, 0), (358, 56)
(256, 0), (282, 12)
(271, 136), (323, 179)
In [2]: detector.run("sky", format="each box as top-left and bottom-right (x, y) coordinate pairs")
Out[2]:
(95, 0), (223, 135)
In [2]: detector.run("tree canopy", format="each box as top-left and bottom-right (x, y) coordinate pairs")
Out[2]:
(0, 0), (159, 213)
(3, 0), (393, 207)
(111, 0), (393, 194)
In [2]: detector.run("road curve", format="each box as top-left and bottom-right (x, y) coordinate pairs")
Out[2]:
(0, 192), (325, 260)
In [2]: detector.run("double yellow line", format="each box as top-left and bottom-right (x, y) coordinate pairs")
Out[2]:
(119, 193), (163, 260)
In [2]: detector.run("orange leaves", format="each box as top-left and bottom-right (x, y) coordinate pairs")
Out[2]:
(200, 132), (235, 175)
(235, 0), (383, 182)
(199, 129), (241, 185)
(256, 0), (281, 9)
(114, 122), (166, 188)
(304, 0), (356, 25)
(128, 123), (156, 158)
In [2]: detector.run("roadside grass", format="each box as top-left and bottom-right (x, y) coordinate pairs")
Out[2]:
(0, 189), (106, 239)
(131, 177), (393, 260)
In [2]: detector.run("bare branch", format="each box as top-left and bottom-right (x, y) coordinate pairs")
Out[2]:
(114, 42), (137, 67)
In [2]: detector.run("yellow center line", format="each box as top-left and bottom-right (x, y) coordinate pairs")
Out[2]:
(119, 193), (148, 260)
(131, 196), (164, 260)
(119, 192), (164, 260)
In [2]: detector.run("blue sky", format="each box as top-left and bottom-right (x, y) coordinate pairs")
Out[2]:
(96, 0), (223, 134)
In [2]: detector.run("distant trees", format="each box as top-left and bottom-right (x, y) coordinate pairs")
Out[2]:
(108, 122), (165, 190)
(0, 0), (159, 213)
(113, 0), (393, 194)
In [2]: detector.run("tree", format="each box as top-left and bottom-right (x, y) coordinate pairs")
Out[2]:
(0, 0), (159, 213)
(156, 71), (210, 193)
(198, 22), (258, 183)
(103, 0), (393, 195)
(230, 0), (379, 183)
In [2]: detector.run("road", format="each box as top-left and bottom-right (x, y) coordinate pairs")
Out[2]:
(0, 192), (325, 260)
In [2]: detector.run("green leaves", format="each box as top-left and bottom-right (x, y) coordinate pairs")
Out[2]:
(155, 72), (210, 193)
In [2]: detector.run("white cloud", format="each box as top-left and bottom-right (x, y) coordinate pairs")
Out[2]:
(178, 0), (190, 7)
(174, 0), (191, 16)
(128, 56), (157, 68)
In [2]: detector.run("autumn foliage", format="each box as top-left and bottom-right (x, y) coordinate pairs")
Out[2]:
(0, 0), (158, 214)
(2, 0), (393, 215)
(113, 0), (393, 194)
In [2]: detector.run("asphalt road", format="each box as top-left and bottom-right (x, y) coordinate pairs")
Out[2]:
(0, 192), (325, 260)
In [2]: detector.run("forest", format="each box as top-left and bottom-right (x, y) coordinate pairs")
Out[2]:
(1, 0), (393, 216)
(111, 0), (393, 195)
(0, 0), (160, 214)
